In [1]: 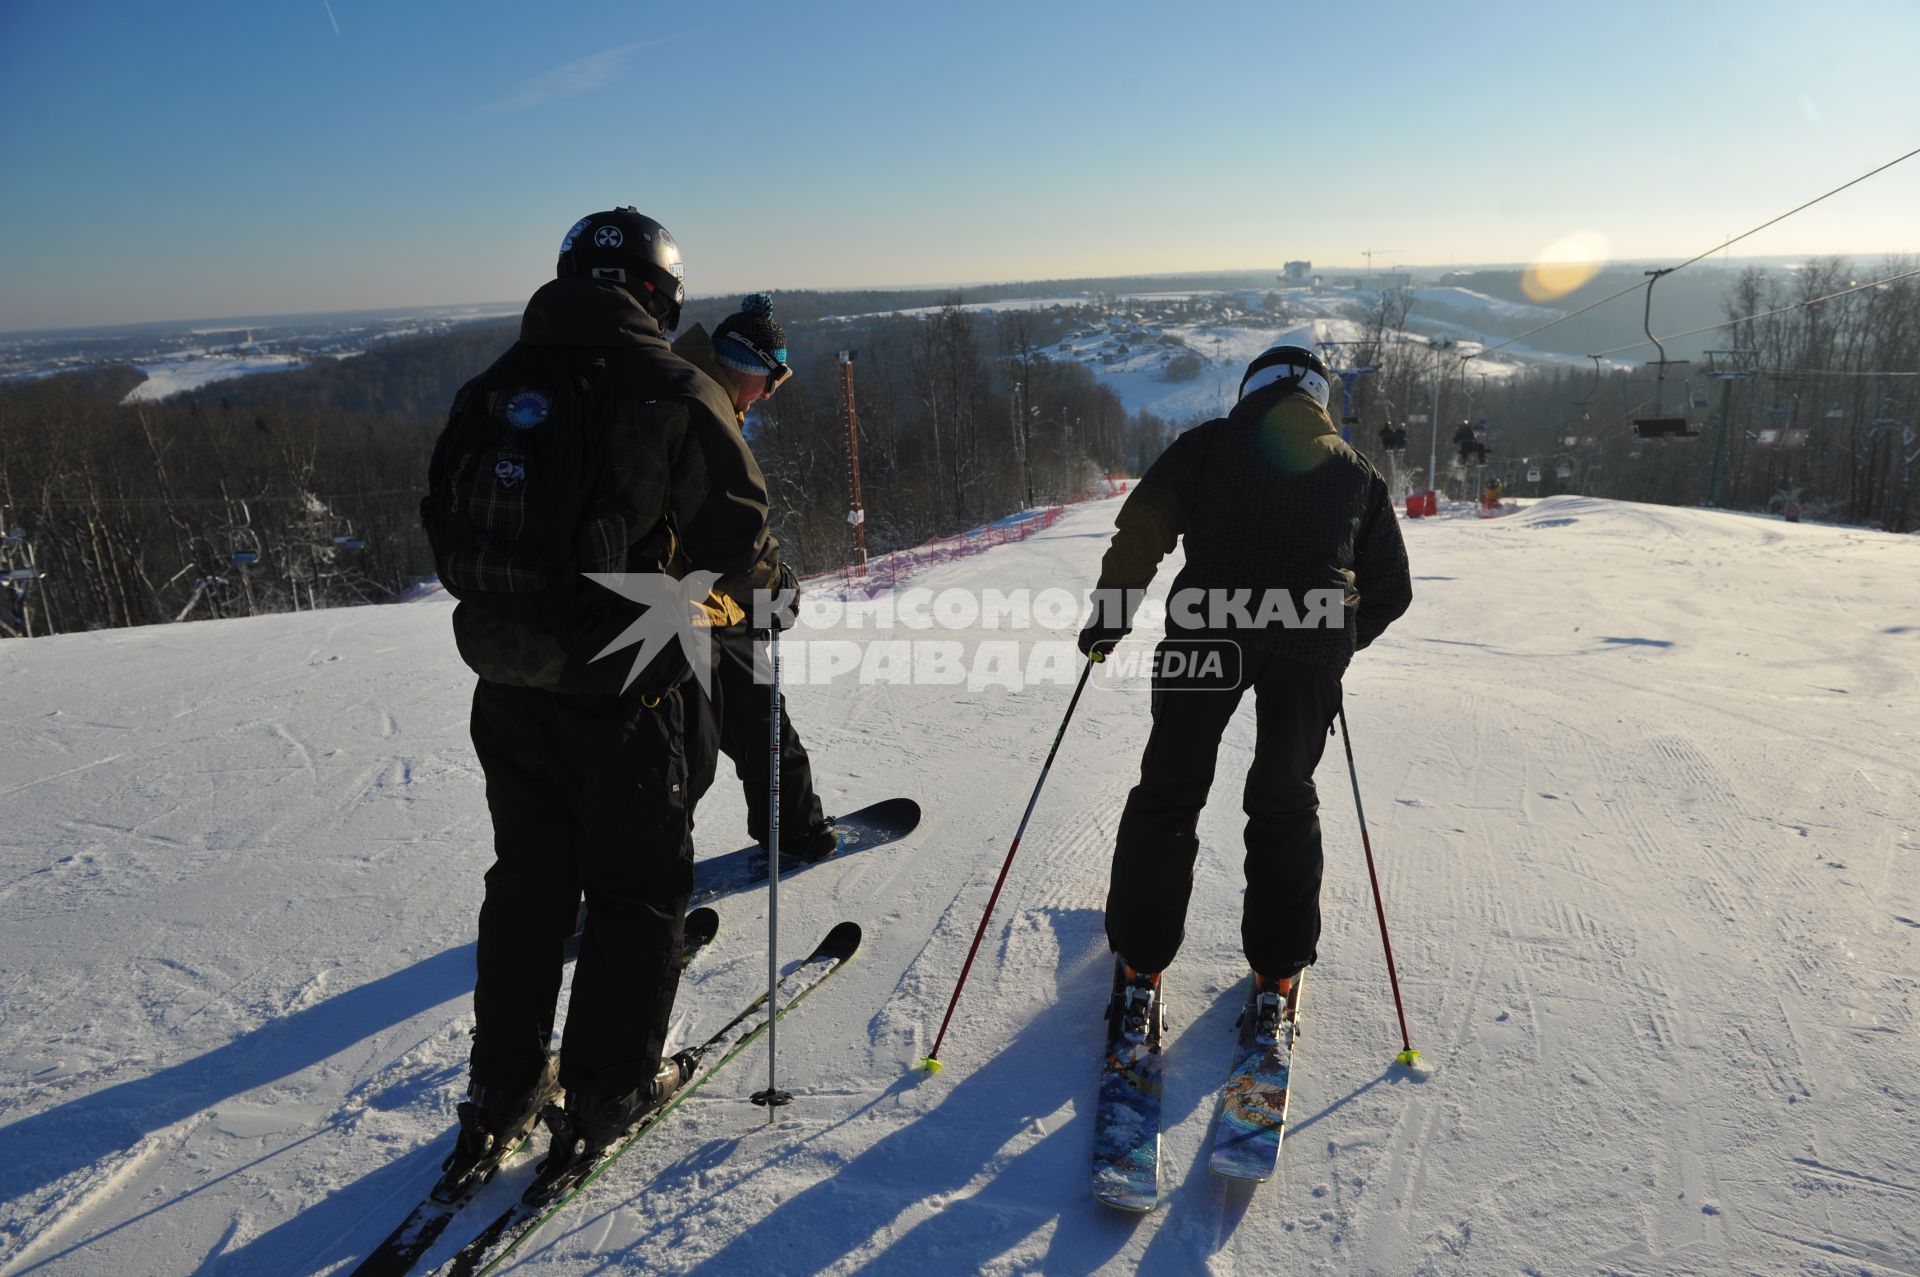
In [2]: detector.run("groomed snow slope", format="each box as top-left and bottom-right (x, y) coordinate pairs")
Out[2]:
(2, 496), (1917, 1276)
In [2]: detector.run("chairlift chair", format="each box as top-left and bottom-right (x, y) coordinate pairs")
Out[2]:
(1526, 465), (1542, 484)
(329, 517), (366, 551)
(1554, 456), (1575, 480)
(229, 526), (263, 566)
(1633, 416), (1698, 440)
(1630, 270), (1699, 440)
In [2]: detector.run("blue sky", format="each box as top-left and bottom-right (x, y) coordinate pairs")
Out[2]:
(2, 0), (1917, 330)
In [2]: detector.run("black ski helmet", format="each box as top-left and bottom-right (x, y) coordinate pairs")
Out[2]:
(1238, 343), (1332, 409)
(556, 208), (687, 330)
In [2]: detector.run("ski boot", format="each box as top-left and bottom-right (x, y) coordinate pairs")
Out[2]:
(1240, 970), (1301, 1051)
(433, 1052), (561, 1205)
(526, 1052), (693, 1206)
(1106, 958), (1163, 1047)
(1242, 973), (1291, 1048)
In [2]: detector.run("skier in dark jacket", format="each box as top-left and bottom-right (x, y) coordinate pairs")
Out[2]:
(436, 209), (773, 1195)
(1078, 343), (1412, 1030)
(671, 296), (837, 860)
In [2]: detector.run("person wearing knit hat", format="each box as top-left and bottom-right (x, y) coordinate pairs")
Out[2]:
(712, 293), (789, 379)
(681, 292), (790, 415)
(670, 295), (838, 861)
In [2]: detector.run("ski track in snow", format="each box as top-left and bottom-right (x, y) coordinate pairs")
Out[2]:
(2, 495), (1918, 1275)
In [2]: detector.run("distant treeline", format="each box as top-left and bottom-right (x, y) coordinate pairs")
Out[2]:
(0, 297), (1172, 637)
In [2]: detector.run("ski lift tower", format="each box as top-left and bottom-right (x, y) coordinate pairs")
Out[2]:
(838, 351), (868, 568)
(1424, 337), (1463, 503)
(1317, 340), (1378, 444)
(1701, 349), (1757, 506)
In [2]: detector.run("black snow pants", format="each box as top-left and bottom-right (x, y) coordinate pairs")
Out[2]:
(467, 679), (706, 1100)
(702, 625), (824, 844)
(1106, 641), (1343, 979)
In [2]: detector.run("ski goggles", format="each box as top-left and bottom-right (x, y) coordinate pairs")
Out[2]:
(722, 334), (792, 395)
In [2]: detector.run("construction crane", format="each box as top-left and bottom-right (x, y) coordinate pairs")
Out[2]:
(1362, 248), (1400, 277)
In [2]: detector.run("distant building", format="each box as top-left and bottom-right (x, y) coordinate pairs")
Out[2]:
(1280, 261), (1312, 285)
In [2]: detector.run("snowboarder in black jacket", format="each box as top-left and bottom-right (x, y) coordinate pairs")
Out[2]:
(1078, 343), (1412, 1019)
(671, 297), (837, 860)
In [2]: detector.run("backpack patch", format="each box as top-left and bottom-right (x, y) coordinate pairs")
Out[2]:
(421, 348), (615, 620)
(503, 389), (550, 430)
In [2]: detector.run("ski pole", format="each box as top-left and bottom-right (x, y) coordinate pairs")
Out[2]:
(751, 628), (792, 1116)
(1336, 706), (1420, 1067)
(920, 655), (1098, 1073)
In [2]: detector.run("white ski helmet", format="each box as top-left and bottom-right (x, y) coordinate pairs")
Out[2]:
(1238, 344), (1331, 409)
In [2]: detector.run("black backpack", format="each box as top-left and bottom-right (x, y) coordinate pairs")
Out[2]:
(420, 343), (631, 635)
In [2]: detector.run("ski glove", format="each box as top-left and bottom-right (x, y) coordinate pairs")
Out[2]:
(768, 559), (800, 632)
(1076, 620), (1126, 659)
(1078, 583), (1134, 658)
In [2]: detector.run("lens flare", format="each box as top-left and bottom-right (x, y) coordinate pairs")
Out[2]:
(1521, 231), (1610, 302)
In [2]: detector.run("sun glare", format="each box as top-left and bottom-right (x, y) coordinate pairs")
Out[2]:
(1521, 231), (1610, 302)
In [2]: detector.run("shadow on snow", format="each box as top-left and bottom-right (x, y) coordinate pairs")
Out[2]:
(0, 942), (473, 1218)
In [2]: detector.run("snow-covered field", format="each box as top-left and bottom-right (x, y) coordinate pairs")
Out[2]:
(123, 354), (310, 402)
(1041, 291), (1545, 424)
(2, 496), (1917, 1275)
(1405, 286), (1559, 323)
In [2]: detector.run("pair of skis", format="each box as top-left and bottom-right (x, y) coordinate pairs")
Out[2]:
(352, 918), (859, 1276)
(1091, 972), (1303, 1212)
(350, 908), (721, 1276)
(350, 797), (917, 1276)
(441, 921), (860, 1276)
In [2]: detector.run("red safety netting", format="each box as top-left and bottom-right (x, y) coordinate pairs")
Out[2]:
(830, 506), (1066, 599)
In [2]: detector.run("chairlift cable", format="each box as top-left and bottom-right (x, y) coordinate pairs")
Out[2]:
(1469, 143), (1920, 362)
(1762, 367), (1920, 379)
(1467, 278), (1651, 362)
(1665, 143), (1920, 275)
(1583, 266), (1920, 359)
